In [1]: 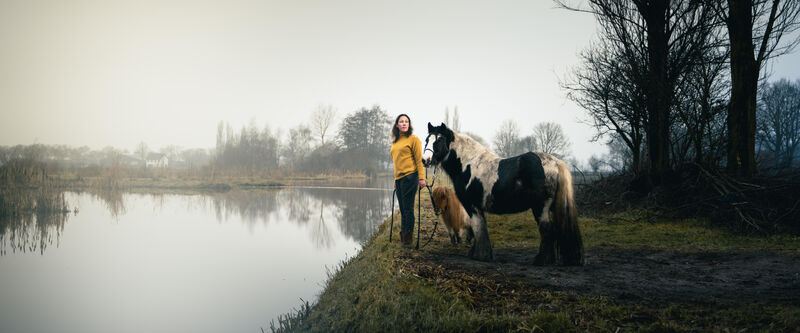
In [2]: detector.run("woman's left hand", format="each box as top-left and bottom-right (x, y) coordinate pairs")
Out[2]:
(419, 179), (426, 189)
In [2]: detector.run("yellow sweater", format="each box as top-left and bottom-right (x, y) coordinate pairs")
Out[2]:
(390, 134), (426, 180)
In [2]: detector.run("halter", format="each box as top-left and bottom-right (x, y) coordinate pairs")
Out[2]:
(423, 133), (435, 160)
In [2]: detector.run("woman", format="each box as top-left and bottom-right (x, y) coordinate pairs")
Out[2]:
(390, 114), (426, 247)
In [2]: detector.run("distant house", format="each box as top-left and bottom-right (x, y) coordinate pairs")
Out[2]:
(145, 153), (169, 168)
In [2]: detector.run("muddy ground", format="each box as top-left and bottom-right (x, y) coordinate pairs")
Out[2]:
(397, 244), (800, 309)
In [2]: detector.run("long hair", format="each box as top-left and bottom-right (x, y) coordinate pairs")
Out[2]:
(392, 114), (414, 143)
(553, 159), (584, 265)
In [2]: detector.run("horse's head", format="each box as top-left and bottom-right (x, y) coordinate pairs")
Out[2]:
(424, 122), (455, 167)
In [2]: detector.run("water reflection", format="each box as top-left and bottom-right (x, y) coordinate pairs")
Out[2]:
(0, 189), (71, 255)
(0, 184), (392, 333)
(201, 187), (391, 247)
(0, 209), (70, 255)
(87, 190), (126, 218)
(0, 188), (130, 255)
(311, 201), (333, 249)
(0, 186), (391, 255)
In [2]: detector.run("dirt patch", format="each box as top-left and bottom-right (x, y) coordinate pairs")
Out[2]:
(398, 245), (800, 308)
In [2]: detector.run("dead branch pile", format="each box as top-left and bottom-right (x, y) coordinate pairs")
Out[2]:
(576, 165), (800, 234)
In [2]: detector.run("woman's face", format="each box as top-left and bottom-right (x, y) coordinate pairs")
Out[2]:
(397, 116), (410, 133)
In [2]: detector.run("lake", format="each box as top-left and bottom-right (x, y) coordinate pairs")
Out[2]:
(0, 185), (391, 333)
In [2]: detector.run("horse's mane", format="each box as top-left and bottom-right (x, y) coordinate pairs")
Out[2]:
(452, 131), (500, 163)
(450, 131), (501, 186)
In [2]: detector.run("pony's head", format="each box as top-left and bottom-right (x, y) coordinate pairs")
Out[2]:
(424, 122), (455, 167)
(431, 186), (449, 213)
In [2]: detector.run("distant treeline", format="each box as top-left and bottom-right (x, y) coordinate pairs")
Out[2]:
(0, 104), (395, 177)
(213, 104), (392, 176)
(0, 143), (211, 171)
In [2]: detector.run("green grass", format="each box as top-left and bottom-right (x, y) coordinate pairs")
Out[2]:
(273, 196), (800, 332)
(487, 209), (800, 255)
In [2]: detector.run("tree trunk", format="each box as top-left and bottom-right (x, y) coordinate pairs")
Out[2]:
(695, 81), (712, 165)
(726, 0), (758, 177)
(641, 0), (671, 184)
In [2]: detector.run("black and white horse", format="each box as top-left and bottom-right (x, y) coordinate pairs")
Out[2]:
(423, 123), (584, 265)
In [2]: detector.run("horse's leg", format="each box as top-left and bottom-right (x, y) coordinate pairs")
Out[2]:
(467, 211), (494, 261)
(533, 198), (557, 266)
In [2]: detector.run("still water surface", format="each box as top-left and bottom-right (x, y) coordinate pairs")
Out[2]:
(0, 186), (390, 333)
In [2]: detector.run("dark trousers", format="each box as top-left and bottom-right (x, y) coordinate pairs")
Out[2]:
(395, 172), (418, 232)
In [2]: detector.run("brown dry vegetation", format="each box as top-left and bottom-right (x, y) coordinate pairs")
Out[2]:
(576, 165), (800, 234)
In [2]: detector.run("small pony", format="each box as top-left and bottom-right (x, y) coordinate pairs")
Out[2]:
(431, 186), (474, 244)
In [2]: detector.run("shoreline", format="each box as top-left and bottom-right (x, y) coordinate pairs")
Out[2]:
(45, 174), (390, 192)
(273, 194), (800, 332)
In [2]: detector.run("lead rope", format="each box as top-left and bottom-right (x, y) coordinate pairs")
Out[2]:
(415, 185), (421, 249)
(389, 188), (396, 242)
(420, 165), (440, 248)
(415, 140), (441, 249)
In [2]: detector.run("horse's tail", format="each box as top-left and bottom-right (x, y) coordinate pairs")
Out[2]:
(554, 160), (584, 265)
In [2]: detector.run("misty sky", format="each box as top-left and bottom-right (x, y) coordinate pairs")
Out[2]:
(1, 0), (799, 161)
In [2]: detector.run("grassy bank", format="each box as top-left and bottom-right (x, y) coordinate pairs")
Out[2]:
(274, 195), (800, 332)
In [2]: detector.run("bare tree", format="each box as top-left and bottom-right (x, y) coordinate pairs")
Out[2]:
(180, 148), (210, 169)
(710, 0), (800, 176)
(101, 146), (122, 167)
(532, 122), (573, 158)
(282, 124), (314, 168)
(588, 154), (603, 173)
(135, 142), (148, 166)
(671, 24), (730, 167)
(213, 121), (280, 173)
(559, 0), (718, 182)
(563, 36), (647, 174)
(452, 106), (461, 132)
(216, 121), (225, 157)
(517, 135), (537, 153)
(757, 78), (800, 169)
(493, 120), (522, 158)
(160, 145), (182, 162)
(310, 104), (337, 146)
(606, 133), (638, 172)
(568, 157), (586, 176)
(443, 105), (461, 131)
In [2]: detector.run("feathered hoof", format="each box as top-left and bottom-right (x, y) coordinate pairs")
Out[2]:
(468, 243), (494, 262)
(533, 253), (555, 266)
(560, 255), (584, 266)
